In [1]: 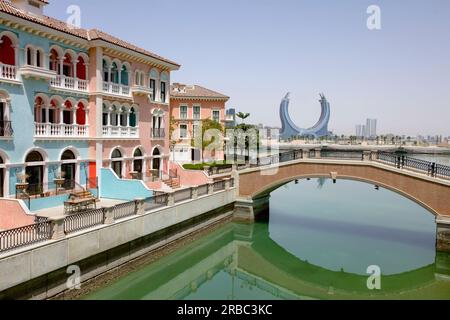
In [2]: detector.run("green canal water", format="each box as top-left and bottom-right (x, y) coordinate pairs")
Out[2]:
(84, 178), (450, 300)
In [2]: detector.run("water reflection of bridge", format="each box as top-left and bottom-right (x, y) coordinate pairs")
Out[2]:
(88, 223), (450, 300)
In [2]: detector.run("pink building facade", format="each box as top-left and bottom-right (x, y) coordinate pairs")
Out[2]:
(170, 83), (229, 162)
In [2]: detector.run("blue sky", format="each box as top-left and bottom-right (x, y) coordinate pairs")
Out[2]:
(46, 0), (450, 136)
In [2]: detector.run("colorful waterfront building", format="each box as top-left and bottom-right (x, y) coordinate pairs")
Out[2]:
(0, 0), (179, 204)
(169, 83), (229, 162)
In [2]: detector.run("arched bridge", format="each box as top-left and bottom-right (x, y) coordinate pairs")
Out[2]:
(232, 149), (450, 252)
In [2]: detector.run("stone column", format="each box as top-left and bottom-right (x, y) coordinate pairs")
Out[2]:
(208, 182), (215, 195)
(50, 216), (65, 240)
(59, 58), (64, 76)
(72, 61), (77, 79)
(72, 107), (77, 125)
(58, 105), (64, 125)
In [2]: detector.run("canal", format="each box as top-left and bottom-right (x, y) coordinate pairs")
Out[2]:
(83, 178), (450, 300)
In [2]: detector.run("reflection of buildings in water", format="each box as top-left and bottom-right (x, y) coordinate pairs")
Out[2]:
(89, 221), (450, 300)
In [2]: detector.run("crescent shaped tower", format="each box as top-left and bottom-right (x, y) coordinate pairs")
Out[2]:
(279, 93), (331, 139)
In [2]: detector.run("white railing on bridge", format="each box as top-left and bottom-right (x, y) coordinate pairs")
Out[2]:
(102, 125), (139, 138)
(102, 82), (131, 97)
(35, 123), (89, 138)
(0, 63), (18, 81)
(50, 75), (88, 92)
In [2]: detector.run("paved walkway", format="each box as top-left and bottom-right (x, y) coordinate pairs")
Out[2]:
(34, 198), (127, 218)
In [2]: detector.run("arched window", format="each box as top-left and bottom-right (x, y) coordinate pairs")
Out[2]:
(76, 102), (86, 125)
(26, 47), (33, 65)
(121, 65), (129, 86)
(149, 69), (159, 101)
(63, 53), (73, 77)
(112, 149), (122, 159)
(111, 105), (119, 126)
(61, 150), (76, 160)
(26, 151), (44, 162)
(102, 104), (109, 126)
(63, 100), (73, 125)
(135, 71), (140, 86)
(48, 99), (60, 124)
(160, 72), (169, 103)
(77, 56), (86, 80)
(34, 96), (44, 123)
(0, 35), (15, 65)
(153, 148), (161, 156)
(129, 107), (136, 127)
(111, 62), (119, 84)
(49, 49), (59, 73)
(36, 49), (44, 68)
(134, 148), (143, 157)
(120, 108), (127, 127)
(103, 59), (109, 82)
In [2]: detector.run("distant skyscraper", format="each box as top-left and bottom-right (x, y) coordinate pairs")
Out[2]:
(366, 119), (377, 138)
(356, 125), (363, 138)
(225, 108), (236, 128)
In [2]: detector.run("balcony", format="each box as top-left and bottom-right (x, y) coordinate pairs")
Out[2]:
(0, 121), (13, 138)
(102, 82), (131, 98)
(131, 85), (152, 96)
(0, 63), (20, 83)
(50, 75), (88, 93)
(34, 123), (89, 139)
(102, 126), (139, 138)
(151, 128), (165, 139)
(20, 65), (56, 81)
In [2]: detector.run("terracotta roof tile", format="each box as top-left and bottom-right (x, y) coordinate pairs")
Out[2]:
(88, 29), (179, 67)
(171, 83), (229, 100)
(0, 0), (179, 67)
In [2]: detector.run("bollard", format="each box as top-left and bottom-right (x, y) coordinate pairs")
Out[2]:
(167, 192), (175, 206)
(103, 206), (114, 224)
(315, 148), (322, 159)
(302, 149), (310, 159)
(50, 216), (65, 240)
(208, 182), (215, 195)
(224, 178), (231, 190)
(191, 186), (198, 199)
(135, 198), (145, 215)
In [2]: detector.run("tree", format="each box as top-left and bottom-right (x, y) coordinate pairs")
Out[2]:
(236, 112), (250, 125)
(191, 119), (224, 163)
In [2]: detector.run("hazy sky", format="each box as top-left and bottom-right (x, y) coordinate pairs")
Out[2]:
(45, 0), (450, 136)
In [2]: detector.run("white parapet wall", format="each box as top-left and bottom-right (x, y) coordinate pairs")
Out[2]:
(0, 188), (236, 297)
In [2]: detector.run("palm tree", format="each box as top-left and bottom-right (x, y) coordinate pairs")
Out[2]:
(236, 112), (250, 125)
